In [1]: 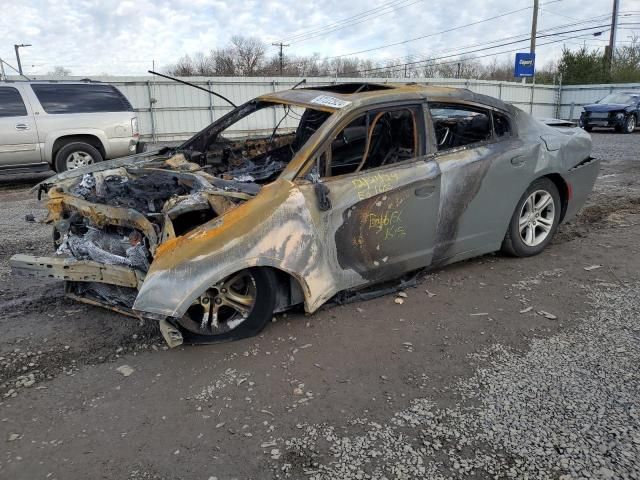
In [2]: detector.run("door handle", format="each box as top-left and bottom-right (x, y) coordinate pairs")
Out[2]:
(15, 123), (30, 131)
(415, 184), (436, 198)
(511, 155), (526, 166)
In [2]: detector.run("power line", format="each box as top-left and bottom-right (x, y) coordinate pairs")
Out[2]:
(283, 2), (611, 71)
(279, 0), (411, 42)
(340, 24), (614, 76)
(318, 5), (536, 60)
(276, 12), (620, 74)
(276, 0), (422, 44)
(365, 13), (622, 66)
(363, 32), (606, 77)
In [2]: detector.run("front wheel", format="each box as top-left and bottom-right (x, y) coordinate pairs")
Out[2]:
(177, 268), (277, 343)
(501, 178), (561, 257)
(623, 114), (636, 134)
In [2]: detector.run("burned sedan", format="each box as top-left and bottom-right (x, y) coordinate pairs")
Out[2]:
(11, 83), (598, 347)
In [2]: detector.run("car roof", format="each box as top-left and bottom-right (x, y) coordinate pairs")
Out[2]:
(258, 82), (514, 113)
(0, 79), (105, 85)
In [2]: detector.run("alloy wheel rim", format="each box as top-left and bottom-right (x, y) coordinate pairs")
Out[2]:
(66, 151), (95, 170)
(628, 116), (636, 132)
(518, 190), (555, 247)
(183, 270), (257, 335)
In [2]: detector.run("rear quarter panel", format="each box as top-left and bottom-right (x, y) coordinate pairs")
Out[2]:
(34, 112), (135, 161)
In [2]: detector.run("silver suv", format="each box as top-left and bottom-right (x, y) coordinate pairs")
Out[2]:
(0, 81), (138, 172)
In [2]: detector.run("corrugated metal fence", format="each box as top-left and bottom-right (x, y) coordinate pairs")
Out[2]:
(111, 76), (558, 141)
(27, 76), (640, 141)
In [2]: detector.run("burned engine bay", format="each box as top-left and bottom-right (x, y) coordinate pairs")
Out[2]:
(38, 100), (332, 312)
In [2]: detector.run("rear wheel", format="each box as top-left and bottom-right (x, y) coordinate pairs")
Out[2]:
(583, 125), (593, 132)
(54, 142), (103, 172)
(501, 178), (561, 257)
(177, 268), (277, 343)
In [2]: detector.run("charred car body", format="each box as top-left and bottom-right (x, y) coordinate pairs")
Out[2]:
(11, 83), (598, 347)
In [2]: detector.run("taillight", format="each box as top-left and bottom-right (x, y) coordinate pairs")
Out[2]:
(131, 117), (139, 137)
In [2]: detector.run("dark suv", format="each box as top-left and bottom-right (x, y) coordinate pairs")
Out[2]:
(580, 91), (640, 134)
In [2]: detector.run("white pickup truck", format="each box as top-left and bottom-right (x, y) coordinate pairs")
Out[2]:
(0, 81), (139, 172)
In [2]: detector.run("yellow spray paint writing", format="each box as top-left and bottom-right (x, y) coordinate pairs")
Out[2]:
(352, 172), (399, 200)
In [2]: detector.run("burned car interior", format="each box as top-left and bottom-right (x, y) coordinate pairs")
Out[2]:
(327, 107), (418, 177)
(429, 104), (493, 150)
(183, 100), (332, 182)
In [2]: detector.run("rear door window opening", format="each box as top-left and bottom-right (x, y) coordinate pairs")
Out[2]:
(428, 103), (493, 151)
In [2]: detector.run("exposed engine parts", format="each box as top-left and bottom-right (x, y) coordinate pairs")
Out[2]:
(30, 101), (332, 311)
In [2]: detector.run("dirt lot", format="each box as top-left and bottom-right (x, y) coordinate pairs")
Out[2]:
(0, 132), (639, 479)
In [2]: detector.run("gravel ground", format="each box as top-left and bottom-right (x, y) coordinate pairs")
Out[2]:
(279, 283), (640, 479)
(0, 132), (639, 479)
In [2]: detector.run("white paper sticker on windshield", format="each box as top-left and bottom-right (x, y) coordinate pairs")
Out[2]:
(310, 95), (351, 109)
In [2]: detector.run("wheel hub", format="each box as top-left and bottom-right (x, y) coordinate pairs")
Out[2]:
(66, 151), (95, 170)
(180, 271), (257, 336)
(519, 190), (556, 247)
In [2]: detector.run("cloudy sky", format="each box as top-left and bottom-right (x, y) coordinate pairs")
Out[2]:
(1, 0), (639, 77)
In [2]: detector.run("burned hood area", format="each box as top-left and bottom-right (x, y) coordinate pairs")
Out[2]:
(33, 99), (333, 312)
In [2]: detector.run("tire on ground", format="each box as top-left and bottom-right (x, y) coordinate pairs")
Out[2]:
(177, 267), (277, 344)
(501, 177), (561, 257)
(623, 114), (636, 134)
(54, 142), (104, 172)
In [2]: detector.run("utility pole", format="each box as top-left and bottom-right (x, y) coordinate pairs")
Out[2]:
(524, 0), (539, 85)
(606, 0), (620, 73)
(272, 42), (289, 76)
(14, 44), (31, 75)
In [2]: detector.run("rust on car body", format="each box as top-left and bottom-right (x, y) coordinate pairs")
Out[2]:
(10, 83), (598, 346)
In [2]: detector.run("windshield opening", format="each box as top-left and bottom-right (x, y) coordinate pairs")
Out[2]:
(182, 101), (332, 184)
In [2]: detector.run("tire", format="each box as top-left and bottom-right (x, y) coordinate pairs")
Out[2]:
(177, 268), (277, 344)
(54, 142), (103, 172)
(501, 178), (561, 257)
(623, 114), (636, 134)
(583, 125), (592, 132)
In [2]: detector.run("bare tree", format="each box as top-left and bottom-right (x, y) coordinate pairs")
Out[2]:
(168, 55), (196, 76)
(210, 48), (234, 76)
(164, 33), (640, 84)
(47, 66), (72, 77)
(231, 35), (266, 76)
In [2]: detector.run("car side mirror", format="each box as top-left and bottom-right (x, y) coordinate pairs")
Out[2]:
(314, 182), (332, 211)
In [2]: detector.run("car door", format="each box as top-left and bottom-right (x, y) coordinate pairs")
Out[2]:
(427, 102), (533, 263)
(295, 103), (442, 286)
(0, 84), (41, 167)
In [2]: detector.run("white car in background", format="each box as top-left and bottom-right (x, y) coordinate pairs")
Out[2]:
(0, 81), (139, 173)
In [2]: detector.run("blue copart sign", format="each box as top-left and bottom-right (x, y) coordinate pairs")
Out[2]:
(514, 53), (536, 77)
